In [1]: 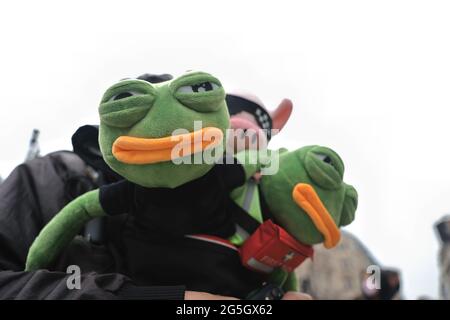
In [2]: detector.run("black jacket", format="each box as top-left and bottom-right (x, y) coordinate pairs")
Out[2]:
(95, 161), (264, 297)
(0, 125), (268, 299)
(0, 151), (268, 299)
(0, 151), (184, 299)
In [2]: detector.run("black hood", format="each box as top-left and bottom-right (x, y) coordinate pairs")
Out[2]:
(71, 125), (122, 184)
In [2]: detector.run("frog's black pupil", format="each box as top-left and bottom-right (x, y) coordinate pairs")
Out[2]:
(114, 92), (133, 100)
(323, 156), (332, 164)
(191, 82), (213, 92)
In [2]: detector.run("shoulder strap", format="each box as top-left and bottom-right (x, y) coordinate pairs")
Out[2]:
(230, 200), (261, 235)
(242, 179), (257, 212)
(243, 179), (264, 223)
(230, 180), (273, 239)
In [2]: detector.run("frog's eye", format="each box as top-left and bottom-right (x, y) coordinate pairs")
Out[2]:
(171, 72), (226, 113)
(176, 81), (221, 94)
(99, 80), (156, 128)
(108, 91), (144, 102)
(314, 153), (337, 169)
(304, 147), (345, 190)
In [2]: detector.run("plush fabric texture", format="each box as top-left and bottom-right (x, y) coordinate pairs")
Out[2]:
(26, 71), (232, 271)
(229, 146), (358, 290)
(257, 145), (358, 246)
(98, 161), (246, 238)
(111, 127), (223, 165)
(231, 146), (357, 246)
(99, 71), (230, 189)
(233, 149), (272, 181)
(25, 190), (104, 271)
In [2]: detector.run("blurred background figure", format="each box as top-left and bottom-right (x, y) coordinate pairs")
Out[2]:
(225, 91), (292, 153)
(435, 215), (450, 300)
(296, 231), (401, 300)
(136, 73), (173, 84)
(25, 129), (41, 162)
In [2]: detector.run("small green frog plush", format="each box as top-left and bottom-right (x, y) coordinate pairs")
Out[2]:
(230, 146), (358, 292)
(234, 146), (357, 248)
(25, 71), (238, 271)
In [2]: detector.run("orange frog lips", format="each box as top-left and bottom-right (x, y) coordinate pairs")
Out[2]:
(292, 183), (341, 249)
(112, 127), (223, 165)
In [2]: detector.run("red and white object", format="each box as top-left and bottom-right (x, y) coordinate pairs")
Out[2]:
(239, 220), (314, 273)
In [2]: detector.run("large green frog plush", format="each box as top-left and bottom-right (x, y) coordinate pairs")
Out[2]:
(25, 71), (238, 271)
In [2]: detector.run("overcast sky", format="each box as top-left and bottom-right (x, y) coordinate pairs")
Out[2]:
(1, 0), (449, 299)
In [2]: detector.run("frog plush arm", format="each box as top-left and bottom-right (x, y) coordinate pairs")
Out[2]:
(283, 272), (299, 292)
(25, 190), (105, 271)
(266, 268), (298, 292)
(234, 148), (280, 181)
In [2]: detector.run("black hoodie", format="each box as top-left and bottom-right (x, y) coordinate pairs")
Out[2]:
(0, 126), (265, 299)
(0, 127), (184, 299)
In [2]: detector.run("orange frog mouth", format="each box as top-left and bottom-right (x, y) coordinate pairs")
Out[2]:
(292, 183), (341, 248)
(112, 127), (223, 165)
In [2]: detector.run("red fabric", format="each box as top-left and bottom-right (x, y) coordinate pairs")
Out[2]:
(239, 220), (314, 273)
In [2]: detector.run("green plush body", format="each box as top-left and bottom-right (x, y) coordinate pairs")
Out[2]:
(25, 190), (105, 270)
(229, 147), (358, 289)
(99, 72), (230, 188)
(261, 146), (357, 244)
(26, 71), (231, 271)
(232, 147), (357, 245)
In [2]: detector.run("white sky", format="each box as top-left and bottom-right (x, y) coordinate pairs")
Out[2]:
(1, 0), (450, 299)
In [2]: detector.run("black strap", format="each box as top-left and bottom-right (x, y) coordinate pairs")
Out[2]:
(258, 185), (273, 222)
(242, 179), (257, 212)
(230, 183), (275, 235)
(229, 200), (261, 235)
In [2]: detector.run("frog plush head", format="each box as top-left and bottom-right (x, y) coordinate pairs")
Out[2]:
(260, 146), (358, 248)
(99, 71), (230, 188)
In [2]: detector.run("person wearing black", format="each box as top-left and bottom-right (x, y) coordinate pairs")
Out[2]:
(0, 73), (310, 300)
(0, 74), (185, 299)
(0, 123), (192, 299)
